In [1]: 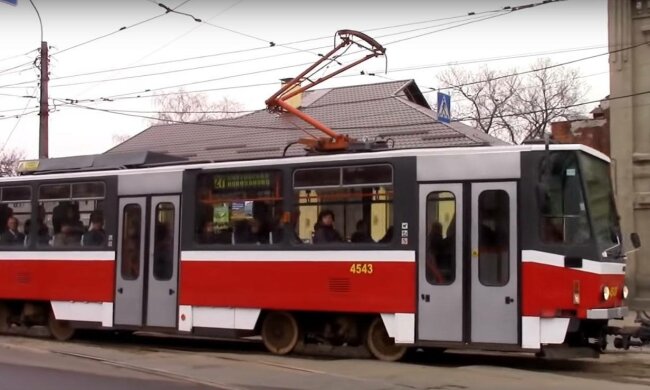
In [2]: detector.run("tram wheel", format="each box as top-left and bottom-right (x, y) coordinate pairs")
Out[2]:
(48, 309), (75, 341)
(261, 311), (300, 355)
(0, 303), (9, 334)
(365, 316), (407, 362)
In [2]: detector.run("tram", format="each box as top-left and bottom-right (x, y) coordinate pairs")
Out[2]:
(0, 142), (636, 361)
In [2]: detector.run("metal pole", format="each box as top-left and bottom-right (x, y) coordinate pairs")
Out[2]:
(28, 0), (48, 158)
(38, 41), (48, 159)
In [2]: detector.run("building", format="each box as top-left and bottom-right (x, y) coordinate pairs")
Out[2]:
(608, 0), (650, 310)
(107, 80), (506, 163)
(550, 99), (610, 156)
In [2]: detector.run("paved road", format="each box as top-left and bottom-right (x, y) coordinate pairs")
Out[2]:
(0, 345), (211, 390)
(1, 333), (649, 390)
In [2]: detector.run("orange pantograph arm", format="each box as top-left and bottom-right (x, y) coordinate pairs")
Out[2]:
(265, 30), (385, 146)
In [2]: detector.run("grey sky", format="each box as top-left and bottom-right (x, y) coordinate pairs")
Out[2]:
(0, 0), (608, 158)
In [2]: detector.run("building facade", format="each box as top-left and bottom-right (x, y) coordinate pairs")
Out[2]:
(608, 0), (650, 309)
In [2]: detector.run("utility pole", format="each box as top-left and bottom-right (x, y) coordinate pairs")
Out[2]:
(38, 41), (48, 159)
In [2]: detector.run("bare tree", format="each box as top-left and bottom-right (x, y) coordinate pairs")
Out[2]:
(111, 133), (131, 146)
(152, 89), (244, 125)
(0, 149), (26, 176)
(437, 58), (588, 144)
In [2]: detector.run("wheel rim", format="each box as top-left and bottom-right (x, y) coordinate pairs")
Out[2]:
(262, 311), (299, 355)
(366, 317), (407, 361)
(48, 310), (75, 341)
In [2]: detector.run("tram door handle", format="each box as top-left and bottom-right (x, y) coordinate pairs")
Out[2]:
(169, 288), (175, 295)
(505, 296), (514, 304)
(421, 294), (430, 302)
(117, 287), (123, 294)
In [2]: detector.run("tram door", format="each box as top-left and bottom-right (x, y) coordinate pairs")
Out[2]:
(418, 184), (463, 342)
(114, 196), (181, 328)
(470, 182), (517, 344)
(418, 182), (518, 345)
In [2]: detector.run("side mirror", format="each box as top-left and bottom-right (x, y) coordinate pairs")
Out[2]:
(631, 232), (641, 249)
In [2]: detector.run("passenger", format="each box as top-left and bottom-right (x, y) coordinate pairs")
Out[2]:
(53, 222), (81, 247)
(25, 205), (50, 246)
(378, 226), (394, 243)
(55, 206), (84, 245)
(198, 221), (217, 244)
(82, 211), (106, 247)
(153, 222), (173, 279)
(428, 221), (444, 254)
(0, 205), (13, 235)
(234, 218), (266, 244)
(0, 216), (25, 246)
(350, 219), (373, 243)
(426, 221), (446, 283)
(313, 210), (343, 244)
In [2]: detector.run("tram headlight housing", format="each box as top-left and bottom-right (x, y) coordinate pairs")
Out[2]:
(602, 286), (611, 301)
(623, 285), (629, 300)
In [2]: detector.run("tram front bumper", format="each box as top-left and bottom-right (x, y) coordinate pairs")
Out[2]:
(586, 306), (628, 320)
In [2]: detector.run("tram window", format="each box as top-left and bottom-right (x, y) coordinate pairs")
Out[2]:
(37, 181), (106, 249)
(478, 190), (510, 287)
(0, 186), (31, 248)
(425, 192), (456, 285)
(153, 202), (175, 281)
(120, 204), (142, 280)
(194, 171), (283, 245)
(539, 153), (591, 245)
(293, 165), (394, 244)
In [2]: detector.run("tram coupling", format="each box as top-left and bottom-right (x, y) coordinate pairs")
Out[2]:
(607, 311), (650, 350)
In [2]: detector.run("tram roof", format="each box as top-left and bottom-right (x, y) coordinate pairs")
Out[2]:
(11, 143), (608, 182)
(104, 79), (508, 163)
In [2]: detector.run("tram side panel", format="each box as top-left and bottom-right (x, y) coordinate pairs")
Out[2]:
(0, 176), (118, 327)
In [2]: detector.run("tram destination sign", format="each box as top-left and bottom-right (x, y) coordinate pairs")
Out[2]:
(213, 172), (271, 190)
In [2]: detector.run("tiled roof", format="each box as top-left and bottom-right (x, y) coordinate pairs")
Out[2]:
(106, 80), (507, 162)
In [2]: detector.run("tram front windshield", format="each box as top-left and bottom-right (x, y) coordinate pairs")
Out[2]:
(579, 153), (621, 257)
(539, 151), (621, 260)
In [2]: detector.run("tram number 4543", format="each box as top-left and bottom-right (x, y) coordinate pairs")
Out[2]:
(349, 263), (373, 275)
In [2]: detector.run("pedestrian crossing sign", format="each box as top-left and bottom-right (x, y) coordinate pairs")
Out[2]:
(437, 92), (451, 123)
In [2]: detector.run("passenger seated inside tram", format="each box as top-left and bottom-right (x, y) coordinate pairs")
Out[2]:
(313, 210), (343, 244)
(198, 220), (217, 244)
(82, 211), (106, 247)
(25, 205), (50, 246)
(54, 221), (83, 247)
(233, 218), (267, 244)
(0, 216), (25, 246)
(350, 219), (373, 243)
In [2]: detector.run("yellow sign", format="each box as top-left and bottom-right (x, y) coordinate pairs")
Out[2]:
(17, 160), (39, 172)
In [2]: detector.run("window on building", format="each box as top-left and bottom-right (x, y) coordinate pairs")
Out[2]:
(0, 186), (31, 248)
(38, 181), (106, 248)
(120, 204), (142, 281)
(478, 190), (510, 287)
(293, 164), (393, 244)
(195, 171), (283, 245)
(538, 152), (591, 245)
(425, 191), (456, 285)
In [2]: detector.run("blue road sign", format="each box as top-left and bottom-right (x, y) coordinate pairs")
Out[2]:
(437, 92), (451, 123)
(0, 0), (17, 5)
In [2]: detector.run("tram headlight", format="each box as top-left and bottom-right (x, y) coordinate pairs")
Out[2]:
(623, 285), (629, 300)
(602, 286), (611, 301)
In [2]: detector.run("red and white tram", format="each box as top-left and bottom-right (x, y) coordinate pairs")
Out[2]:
(0, 143), (635, 360)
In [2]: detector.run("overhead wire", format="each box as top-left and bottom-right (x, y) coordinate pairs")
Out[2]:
(0, 88), (38, 151)
(49, 11), (549, 101)
(20, 3), (532, 85)
(54, 41), (635, 107)
(54, 90), (650, 132)
(51, 0), (194, 56)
